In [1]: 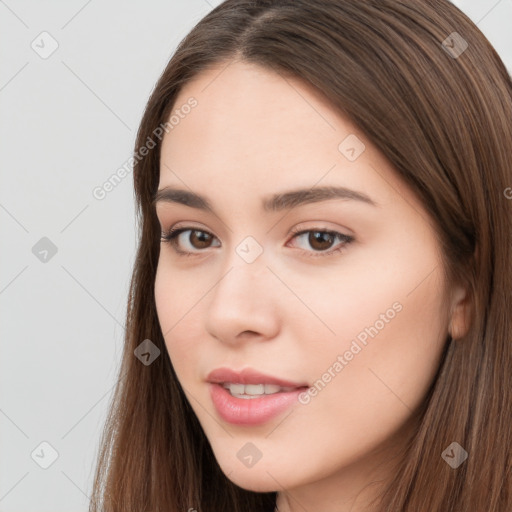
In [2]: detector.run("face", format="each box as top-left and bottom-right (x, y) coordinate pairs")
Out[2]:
(154, 60), (463, 509)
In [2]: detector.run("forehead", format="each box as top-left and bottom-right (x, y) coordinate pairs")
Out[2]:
(158, 59), (419, 216)
(162, 60), (351, 160)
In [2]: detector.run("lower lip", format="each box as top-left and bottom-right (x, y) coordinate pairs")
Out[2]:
(209, 383), (307, 426)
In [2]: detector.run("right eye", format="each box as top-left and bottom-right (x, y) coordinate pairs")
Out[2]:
(161, 227), (221, 256)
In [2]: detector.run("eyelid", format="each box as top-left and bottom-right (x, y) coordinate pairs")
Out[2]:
(285, 226), (354, 257)
(161, 224), (219, 256)
(160, 222), (354, 259)
(287, 221), (353, 238)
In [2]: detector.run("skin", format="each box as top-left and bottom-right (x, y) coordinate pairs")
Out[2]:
(154, 59), (470, 512)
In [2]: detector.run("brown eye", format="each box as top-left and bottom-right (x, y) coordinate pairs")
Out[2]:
(308, 231), (336, 251)
(161, 226), (353, 259)
(161, 227), (220, 254)
(289, 228), (354, 258)
(188, 230), (214, 249)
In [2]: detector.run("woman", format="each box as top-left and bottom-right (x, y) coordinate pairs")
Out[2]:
(89, 1), (512, 510)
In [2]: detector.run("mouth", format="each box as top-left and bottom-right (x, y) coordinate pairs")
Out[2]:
(206, 367), (309, 425)
(206, 366), (308, 389)
(220, 382), (307, 399)
(208, 383), (309, 425)
(206, 368), (309, 427)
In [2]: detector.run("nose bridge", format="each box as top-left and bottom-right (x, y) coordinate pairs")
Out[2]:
(216, 233), (270, 297)
(213, 240), (269, 312)
(204, 236), (280, 342)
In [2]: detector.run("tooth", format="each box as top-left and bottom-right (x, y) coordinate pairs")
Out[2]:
(222, 382), (295, 397)
(264, 384), (281, 394)
(229, 383), (245, 395)
(244, 384), (265, 395)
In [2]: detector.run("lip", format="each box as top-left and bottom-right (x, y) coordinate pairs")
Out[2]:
(206, 367), (309, 426)
(206, 367), (308, 388)
(208, 383), (308, 425)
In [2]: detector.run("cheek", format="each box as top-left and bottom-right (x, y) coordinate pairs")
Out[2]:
(154, 254), (207, 327)
(154, 260), (203, 377)
(287, 234), (448, 451)
(292, 297), (446, 479)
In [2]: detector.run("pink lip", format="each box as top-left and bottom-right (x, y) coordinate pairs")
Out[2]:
(206, 367), (308, 425)
(208, 384), (307, 425)
(206, 367), (307, 388)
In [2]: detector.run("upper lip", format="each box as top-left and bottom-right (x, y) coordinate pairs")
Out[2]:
(206, 367), (308, 388)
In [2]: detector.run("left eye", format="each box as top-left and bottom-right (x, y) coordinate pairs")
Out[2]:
(161, 228), (220, 255)
(289, 229), (354, 256)
(160, 227), (354, 258)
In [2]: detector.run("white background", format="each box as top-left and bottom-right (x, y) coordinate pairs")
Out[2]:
(1, 1), (511, 510)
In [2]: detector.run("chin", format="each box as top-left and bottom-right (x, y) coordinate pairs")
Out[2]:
(225, 471), (281, 493)
(216, 458), (287, 493)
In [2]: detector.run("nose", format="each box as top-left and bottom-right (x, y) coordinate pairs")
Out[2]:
(204, 251), (281, 346)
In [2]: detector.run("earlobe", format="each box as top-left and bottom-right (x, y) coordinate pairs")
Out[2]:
(449, 243), (477, 341)
(448, 285), (472, 340)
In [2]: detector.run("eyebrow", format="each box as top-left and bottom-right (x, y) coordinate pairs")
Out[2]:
(152, 185), (377, 213)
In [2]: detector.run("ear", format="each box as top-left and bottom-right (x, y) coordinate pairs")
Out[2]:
(449, 243), (478, 340)
(448, 284), (472, 340)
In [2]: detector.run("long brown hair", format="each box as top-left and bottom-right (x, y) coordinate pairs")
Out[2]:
(89, 1), (512, 510)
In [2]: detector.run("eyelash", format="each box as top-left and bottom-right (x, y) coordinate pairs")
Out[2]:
(160, 225), (354, 259)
